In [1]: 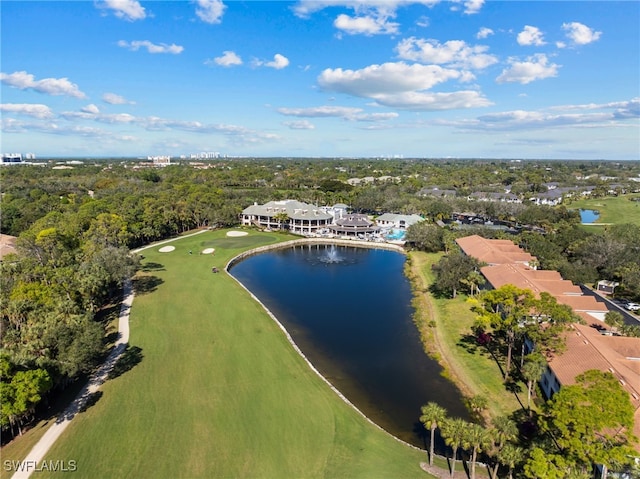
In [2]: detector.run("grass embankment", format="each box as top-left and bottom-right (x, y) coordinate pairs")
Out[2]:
(14, 230), (428, 479)
(407, 251), (524, 421)
(567, 193), (640, 227)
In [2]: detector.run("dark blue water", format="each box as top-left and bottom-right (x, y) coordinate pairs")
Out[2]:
(230, 244), (468, 447)
(580, 209), (600, 223)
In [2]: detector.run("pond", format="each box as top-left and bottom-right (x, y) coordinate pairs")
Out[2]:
(229, 243), (469, 448)
(579, 209), (600, 223)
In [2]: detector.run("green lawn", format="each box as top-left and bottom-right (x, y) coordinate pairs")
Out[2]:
(567, 193), (640, 226)
(408, 252), (525, 421)
(16, 230), (428, 479)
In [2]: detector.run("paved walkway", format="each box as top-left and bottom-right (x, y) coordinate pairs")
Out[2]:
(11, 229), (208, 479)
(11, 282), (133, 479)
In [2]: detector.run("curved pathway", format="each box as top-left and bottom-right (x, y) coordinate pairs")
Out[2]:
(11, 230), (207, 479)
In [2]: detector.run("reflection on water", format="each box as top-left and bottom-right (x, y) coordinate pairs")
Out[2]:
(230, 244), (469, 448)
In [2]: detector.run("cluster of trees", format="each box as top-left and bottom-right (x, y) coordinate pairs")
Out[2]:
(0, 209), (139, 439)
(406, 218), (640, 304)
(1, 158), (638, 442)
(520, 223), (640, 301)
(421, 369), (637, 478)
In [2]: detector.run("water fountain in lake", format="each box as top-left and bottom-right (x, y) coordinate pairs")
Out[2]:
(320, 244), (344, 264)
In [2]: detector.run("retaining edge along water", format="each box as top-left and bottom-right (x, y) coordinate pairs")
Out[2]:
(225, 238), (424, 452)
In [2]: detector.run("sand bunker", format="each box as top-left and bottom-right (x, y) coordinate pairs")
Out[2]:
(226, 231), (248, 237)
(202, 248), (215, 254)
(158, 245), (176, 253)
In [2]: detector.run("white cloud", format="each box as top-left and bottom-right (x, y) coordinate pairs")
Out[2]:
(81, 104), (100, 114)
(98, 0), (146, 21)
(517, 25), (545, 46)
(278, 105), (400, 121)
(448, 98), (640, 132)
(278, 106), (363, 118)
(416, 16), (430, 28)
(372, 90), (491, 110)
(319, 62), (463, 97)
(206, 51), (243, 67)
(292, 1), (441, 18)
(195, 0), (226, 24)
(117, 40), (184, 54)
(283, 120), (316, 129)
(458, 0), (484, 14)
(0, 103), (54, 119)
(396, 37), (498, 69)
(334, 13), (399, 35)
(266, 54), (290, 69)
(476, 27), (493, 39)
(102, 92), (135, 104)
(318, 62), (491, 111)
(0, 71), (86, 98)
(496, 54), (559, 84)
(354, 112), (399, 121)
(254, 54), (290, 69)
(292, 1), (443, 36)
(562, 22), (602, 45)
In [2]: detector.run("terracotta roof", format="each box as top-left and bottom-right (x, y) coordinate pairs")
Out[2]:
(456, 235), (536, 265)
(548, 323), (640, 448)
(554, 294), (608, 313)
(480, 264), (583, 297)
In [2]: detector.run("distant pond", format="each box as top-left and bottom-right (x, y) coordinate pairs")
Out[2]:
(229, 243), (469, 448)
(579, 209), (600, 223)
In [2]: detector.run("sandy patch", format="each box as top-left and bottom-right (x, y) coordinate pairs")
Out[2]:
(202, 248), (215, 254)
(226, 231), (248, 237)
(158, 245), (176, 253)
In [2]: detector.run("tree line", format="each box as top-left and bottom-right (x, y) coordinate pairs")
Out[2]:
(1, 158), (638, 442)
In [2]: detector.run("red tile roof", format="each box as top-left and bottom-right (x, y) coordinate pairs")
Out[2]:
(456, 235), (536, 265)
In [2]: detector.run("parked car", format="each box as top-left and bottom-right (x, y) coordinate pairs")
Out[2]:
(625, 302), (640, 312)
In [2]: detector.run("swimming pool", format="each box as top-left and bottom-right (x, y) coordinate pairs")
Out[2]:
(385, 228), (406, 241)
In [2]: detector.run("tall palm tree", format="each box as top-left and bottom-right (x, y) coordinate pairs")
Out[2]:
(487, 416), (518, 479)
(491, 415), (517, 448)
(497, 443), (523, 479)
(419, 402), (448, 466)
(440, 417), (468, 478)
(463, 423), (492, 479)
(521, 354), (547, 409)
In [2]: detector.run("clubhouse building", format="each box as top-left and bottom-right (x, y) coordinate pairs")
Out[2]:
(241, 200), (333, 235)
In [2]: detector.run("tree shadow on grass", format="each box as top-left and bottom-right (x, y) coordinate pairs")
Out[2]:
(457, 334), (481, 355)
(132, 275), (163, 295)
(428, 283), (454, 300)
(141, 262), (165, 272)
(108, 346), (143, 380)
(78, 391), (103, 413)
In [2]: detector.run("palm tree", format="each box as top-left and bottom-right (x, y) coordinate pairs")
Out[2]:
(521, 354), (547, 409)
(487, 416), (519, 479)
(491, 415), (518, 448)
(465, 395), (488, 422)
(462, 423), (492, 479)
(419, 402), (448, 466)
(462, 270), (486, 296)
(497, 443), (523, 479)
(604, 310), (623, 335)
(440, 417), (468, 478)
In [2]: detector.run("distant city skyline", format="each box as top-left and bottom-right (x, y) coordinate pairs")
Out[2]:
(1, 1), (639, 160)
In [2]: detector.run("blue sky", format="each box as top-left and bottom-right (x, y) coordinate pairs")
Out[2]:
(1, 0), (639, 159)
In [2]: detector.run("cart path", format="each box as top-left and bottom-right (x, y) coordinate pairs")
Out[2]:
(11, 229), (208, 479)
